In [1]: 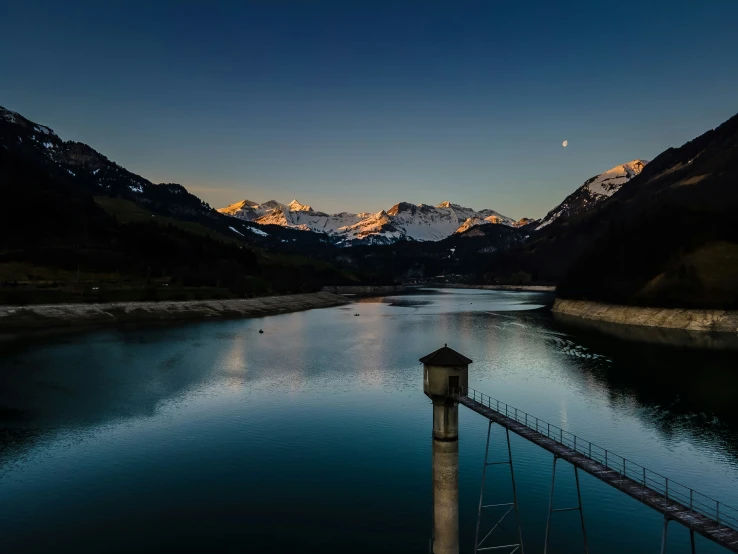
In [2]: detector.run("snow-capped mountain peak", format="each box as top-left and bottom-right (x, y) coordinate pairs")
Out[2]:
(261, 200), (285, 210)
(218, 199), (270, 220)
(584, 160), (647, 197)
(535, 159), (648, 230)
(287, 199), (312, 212)
(220, 199), (258, 212)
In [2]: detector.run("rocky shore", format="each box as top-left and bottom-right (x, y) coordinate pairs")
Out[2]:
(553, 298), (738, 333)
(0, 292), (351, 337)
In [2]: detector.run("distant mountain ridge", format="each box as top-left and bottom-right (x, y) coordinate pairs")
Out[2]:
(218, 197), (521, 246)
(0, 105), (216, 222)
(0, 105), (340, 251)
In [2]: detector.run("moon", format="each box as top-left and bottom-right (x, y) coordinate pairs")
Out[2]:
(562, 140), (568, 148)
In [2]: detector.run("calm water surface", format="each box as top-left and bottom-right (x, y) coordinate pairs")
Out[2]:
(1, 288), (738, 553)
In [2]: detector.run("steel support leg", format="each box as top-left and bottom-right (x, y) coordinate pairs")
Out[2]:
(574, 467), (589, 554)
(474, 422), (524, 554)
(690, 529), (696, 554)
(544, 455), (589, 554)
(543, 455), (558, 554)
(660, 517), (669, 554)
(475, 421), (493, 552)
(507, 428), (525, 553)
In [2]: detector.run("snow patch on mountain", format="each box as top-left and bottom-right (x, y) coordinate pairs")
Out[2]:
(585, 160), (647, 197)
(247, 226), (269, 237)
(256, 204), (365, 234)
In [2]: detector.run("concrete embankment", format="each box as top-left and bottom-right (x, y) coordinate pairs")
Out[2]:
(322, 285), (406, 295)
(0, 292), (351, 336)
(553, 298), (738, 333)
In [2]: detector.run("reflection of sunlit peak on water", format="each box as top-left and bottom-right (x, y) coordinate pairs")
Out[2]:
(354, 296), (432, 306)
(355, 296), (388, 304)
(385, 298), (433, 307)
(560, 401), (568, 428)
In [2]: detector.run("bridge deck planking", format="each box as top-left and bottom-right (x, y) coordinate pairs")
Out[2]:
(458, 395), (738, 552)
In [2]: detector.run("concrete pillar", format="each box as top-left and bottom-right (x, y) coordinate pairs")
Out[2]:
(420, 345), (472, 554)
(432, 398), (459, 554)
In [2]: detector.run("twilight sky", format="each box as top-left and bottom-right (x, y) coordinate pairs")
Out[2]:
(2, 1), (737, 219)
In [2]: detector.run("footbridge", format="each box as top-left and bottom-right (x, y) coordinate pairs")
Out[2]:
(421, 345), (738, 554)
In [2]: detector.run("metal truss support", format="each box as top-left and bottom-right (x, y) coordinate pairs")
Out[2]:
(661, 516), (669, 554)
(659, 517), (697, 553)
(543, 455), (589, 554)
(474, 421), (524, 553)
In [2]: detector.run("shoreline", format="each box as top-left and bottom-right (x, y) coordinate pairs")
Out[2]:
(430, 283), (556, 292)
(0, 292), (351, 339)
(553, 298), (738, 333)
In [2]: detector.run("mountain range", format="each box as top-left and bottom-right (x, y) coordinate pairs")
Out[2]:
(216, 160), (649, 246)
(0, 102), (649, 251)
(218, 198), (520, 245)
(3, 102), (737, 309)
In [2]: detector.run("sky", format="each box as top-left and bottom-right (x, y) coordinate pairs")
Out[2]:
(2, 1), (738, 220)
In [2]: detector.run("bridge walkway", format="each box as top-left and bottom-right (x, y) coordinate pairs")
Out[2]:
(458, 388), (738, 552)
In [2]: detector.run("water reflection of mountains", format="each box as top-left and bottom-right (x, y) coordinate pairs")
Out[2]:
(550, 313), (738, 445)
(554, 311), (738, 351)
(3, 307), (738, 478)
(0, 326), (222, 466)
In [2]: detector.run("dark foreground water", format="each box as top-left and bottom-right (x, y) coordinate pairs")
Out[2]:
(1, 288), (738, 553)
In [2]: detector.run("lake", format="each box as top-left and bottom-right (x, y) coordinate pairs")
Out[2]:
(1, 288), (737, 553)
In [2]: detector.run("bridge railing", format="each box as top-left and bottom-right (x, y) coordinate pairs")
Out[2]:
(462, 387), (738, 533)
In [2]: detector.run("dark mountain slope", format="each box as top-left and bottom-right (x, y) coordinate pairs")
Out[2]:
(506, 111), (738, 309)
(484, 111), (738, 302)
(556, 112), (738, 308)
(0, 148), (264, 295)
(0, 105), (344, 257)
(0, 108), (358, 302)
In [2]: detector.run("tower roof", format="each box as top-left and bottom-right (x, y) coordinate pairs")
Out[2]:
(419, 345), (472, 366)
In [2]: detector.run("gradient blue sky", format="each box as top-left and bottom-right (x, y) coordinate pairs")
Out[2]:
(2, 1), (737, 219)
